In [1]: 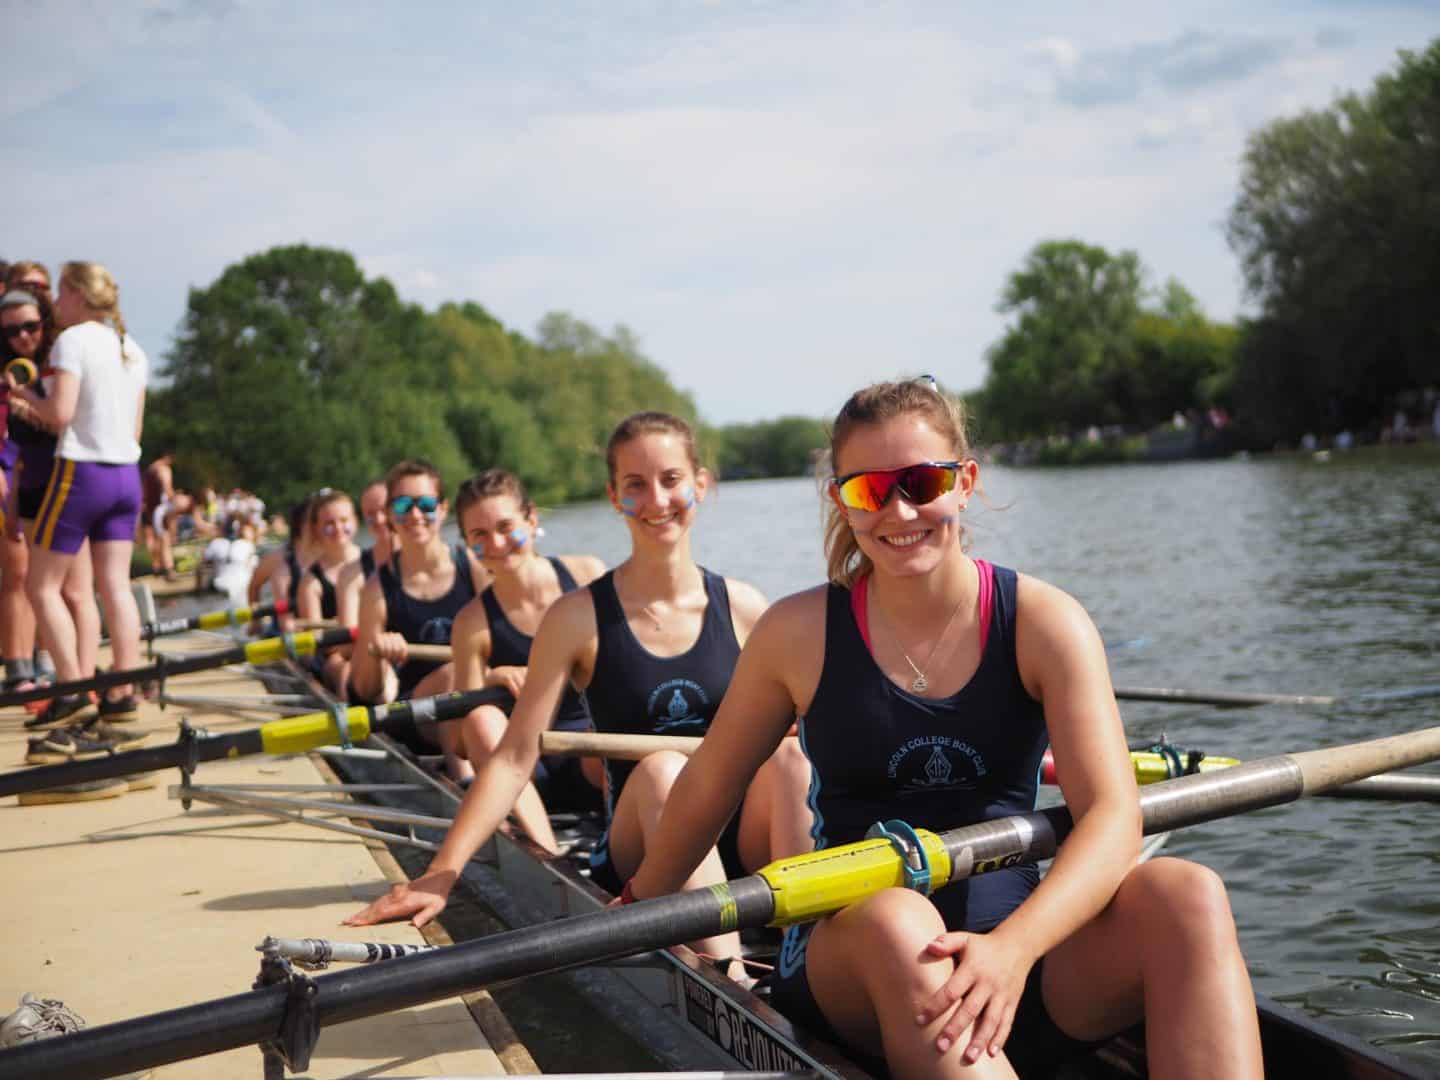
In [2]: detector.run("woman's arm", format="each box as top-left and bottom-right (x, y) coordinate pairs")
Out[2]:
(628, 592), (811, 899)
(134, 388), (146, 442)
(17, 370), (78, 431)
(918, 574), (1141, 1060)
(559, 554), (607, 588)
(296, 570), (323, 623)
(334, 561), (364, 627)
(349, 575), (396, 702)
(344, 590), (592, 927)
(723, 577), (770, 645)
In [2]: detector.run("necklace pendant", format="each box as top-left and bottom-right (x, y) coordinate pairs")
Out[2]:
(911, 673), (928, 693)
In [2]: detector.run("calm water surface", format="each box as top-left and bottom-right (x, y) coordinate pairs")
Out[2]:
(531, 451), (1440, 1067)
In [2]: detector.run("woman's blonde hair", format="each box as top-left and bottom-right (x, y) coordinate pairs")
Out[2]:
(60, 261), (134, 363)
(822, 378), (974, 588)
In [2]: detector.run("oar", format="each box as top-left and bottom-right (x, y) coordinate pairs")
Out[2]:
(368, 642), (452, 662)
(0, 687), (514, 799)
(378, 650), (1440, 711)
(1114, 684), (1440, 708)
(6, 724), (1439, 1080)
(139, 599), (292, 642)
(541, 732), (1440, 804)
(0, 627), (355, 709)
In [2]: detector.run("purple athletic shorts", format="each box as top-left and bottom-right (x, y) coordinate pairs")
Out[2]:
(30, 458), (142, 555)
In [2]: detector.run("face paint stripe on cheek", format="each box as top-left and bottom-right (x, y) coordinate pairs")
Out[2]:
(620, 496), (639, 518)
(509, 527), (528, 548)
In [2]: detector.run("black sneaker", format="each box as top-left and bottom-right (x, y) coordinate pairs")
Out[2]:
(22, 693), (94, 731)
(25, 724), (123, 765)
(80, 719), (149, 752)
(97, 694), (140, 721)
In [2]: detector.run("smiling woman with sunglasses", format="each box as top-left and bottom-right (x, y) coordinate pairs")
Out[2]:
(623, 379), (1263, 1079)
(0, 288), (61, 695)
(349, 459), (490, 781)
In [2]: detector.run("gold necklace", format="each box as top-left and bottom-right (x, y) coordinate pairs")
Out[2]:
(870, 584), (969, 693)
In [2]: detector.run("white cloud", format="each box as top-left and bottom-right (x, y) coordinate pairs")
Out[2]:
(6, 2), (1433, 422)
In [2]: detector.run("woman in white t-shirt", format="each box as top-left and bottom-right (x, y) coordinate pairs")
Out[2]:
(8, 262), (148, 727)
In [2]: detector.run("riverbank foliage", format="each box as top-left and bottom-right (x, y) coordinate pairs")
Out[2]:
(148, 246), (704, 505)
(965, 239), (1237, 446)
(1225, 40), (1439, 445)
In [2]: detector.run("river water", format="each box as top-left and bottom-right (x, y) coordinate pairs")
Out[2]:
(532, 450), (1440, 1069)
(166, 448), (1440, 1069)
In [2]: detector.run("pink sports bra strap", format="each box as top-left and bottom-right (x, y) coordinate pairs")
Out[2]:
(850, 558), (994, 658)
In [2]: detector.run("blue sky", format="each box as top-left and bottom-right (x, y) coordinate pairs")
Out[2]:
(9, 2), (1435, 423)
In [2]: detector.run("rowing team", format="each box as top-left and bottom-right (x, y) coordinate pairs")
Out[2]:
(327, 380), (1262, 1079)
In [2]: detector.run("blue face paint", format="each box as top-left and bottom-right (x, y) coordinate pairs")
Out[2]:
(470, 542), (487, 559)
(682, 485), (696, 509)
(620, 496), (639, 519)
(509, 527), (529, 548)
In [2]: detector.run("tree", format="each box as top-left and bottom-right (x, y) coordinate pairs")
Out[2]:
(1226, 40), (1440, 443)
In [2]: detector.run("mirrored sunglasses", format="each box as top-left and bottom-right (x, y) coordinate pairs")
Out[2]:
(832, 461), (962, 513)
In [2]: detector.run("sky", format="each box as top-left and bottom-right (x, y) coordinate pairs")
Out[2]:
(8, 2), (1435, 424)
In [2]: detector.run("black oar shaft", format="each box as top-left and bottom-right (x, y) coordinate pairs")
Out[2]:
(7, 726), (1437, 1080)
(1114, 685), (1336, 708)
(0, 687), (511, 799)
(140, 601), (284, 641)
(0, 628), (354, 707)
(0, 880), (774, 1080)
(0, 730), (266, 797)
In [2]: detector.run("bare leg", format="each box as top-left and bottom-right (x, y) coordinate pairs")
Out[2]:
(803, 888), (1018, 1078)
(607, 750), (745, 968)
(736, 734), (814, 868)
(1041, 857), (1262, 1079)
(453, 704), (558, 852)
(24, 545), (81, 682)
(0, 527), (36, 671)
(410, 664), (470, 780)
(64, 540), (100, 678)
(91, 540), (142, 698)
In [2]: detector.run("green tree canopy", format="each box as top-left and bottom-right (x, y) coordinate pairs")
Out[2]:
(151, 244), (703, 508)
(970, 240), (1234, 442)
(1226, 39), (1440, 442)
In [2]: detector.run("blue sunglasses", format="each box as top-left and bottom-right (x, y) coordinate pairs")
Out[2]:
(390, 495), (440, 518)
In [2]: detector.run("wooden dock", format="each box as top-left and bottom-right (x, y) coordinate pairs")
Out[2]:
(0, 639), (530, 1077)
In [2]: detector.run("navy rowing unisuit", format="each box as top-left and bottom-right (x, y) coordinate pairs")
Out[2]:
(379, 543), (477, 697)
(481, 557), (600, 811)
(305, 560), (339, 620)
(584, 567), (742, 892)
(772, 561), (1102, 1075)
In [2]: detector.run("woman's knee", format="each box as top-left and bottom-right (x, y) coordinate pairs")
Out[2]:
(1124, 858), (1237, 945)
(461, 704), (509, 756)
(843, 888), (948, 957)
(627, 750), (690, 799)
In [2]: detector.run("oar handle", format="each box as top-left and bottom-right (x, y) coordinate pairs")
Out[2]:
(541, 731), (703, 760)
(367, 642), (452, 662)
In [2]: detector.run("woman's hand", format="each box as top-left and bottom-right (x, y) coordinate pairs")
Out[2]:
(916, 926), (1036, 1064)
(485, 665), (527, 698)
(372, 631), (409, 665)
(343, 868), (458, 929)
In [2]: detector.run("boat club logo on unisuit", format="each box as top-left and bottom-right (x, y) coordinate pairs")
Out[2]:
(887, 735), (986, 794)
(417, 616), (454, 644)
(647, 678), (708, 731)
